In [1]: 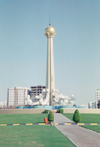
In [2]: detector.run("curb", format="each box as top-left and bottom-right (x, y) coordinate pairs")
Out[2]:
(0, 123), (100, 126)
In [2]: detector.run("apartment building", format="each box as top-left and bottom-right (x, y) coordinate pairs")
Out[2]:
(7, 87), (29, 106)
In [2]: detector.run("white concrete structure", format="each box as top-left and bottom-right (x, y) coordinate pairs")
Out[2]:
(26, 91), (75, 106)
(25, 25), (76, 106)
(58, 94), (75, 106)
(95, 89), (100, 108)
(45, 24), (55, 106)
(0, 101), (7, 108)
(88, 101), (96, 109)
(25, 95), (32, 105)
(7, 87), (29, 106)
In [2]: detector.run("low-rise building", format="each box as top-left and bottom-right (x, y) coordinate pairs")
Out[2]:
(30, 85), (46, 97)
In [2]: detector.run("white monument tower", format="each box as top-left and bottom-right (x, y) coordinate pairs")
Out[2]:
(25, 25), (76, 107)
(45, 24), (55, 106)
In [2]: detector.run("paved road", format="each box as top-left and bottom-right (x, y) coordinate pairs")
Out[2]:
(54, 113), (100, 147)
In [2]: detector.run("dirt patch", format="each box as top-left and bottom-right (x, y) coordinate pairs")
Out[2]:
(18, 141), (22, 144)
(0, 141), (4, 143)
(32, 141), (36, 144)
(14, 135), (18, 137)
(25, 142), (31, 145)
(38, 144), (44, 146)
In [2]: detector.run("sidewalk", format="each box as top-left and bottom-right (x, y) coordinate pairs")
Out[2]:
(54, 113), (100, 147)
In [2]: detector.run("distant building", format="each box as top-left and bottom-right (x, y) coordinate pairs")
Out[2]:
(0, 101), (7, 108)
(88, 101), (96, 109)
(88, 101), (93, 109)
(7, 87), (29, 106)
(30, 85), (46, 97)
(97, 100), (100, 108)
(95, 89), (100, 108)
(79, 103), (88, 108)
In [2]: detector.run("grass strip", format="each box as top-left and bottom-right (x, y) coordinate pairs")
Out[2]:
(0, 125), (75, 147)
(0, 114), (48, 124)
(82, 125), (100, 133)
(63, 113), (100, 123)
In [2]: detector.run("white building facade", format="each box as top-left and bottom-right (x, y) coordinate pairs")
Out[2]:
(88, 101), (96, 109)
(7, 87), (29, 106)
(95, 89), (100, 108)
(0, 101), (7, 108)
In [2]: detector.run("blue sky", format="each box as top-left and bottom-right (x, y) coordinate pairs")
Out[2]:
(0, 0), (100, 105)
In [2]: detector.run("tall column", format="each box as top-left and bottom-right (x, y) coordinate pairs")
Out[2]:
(45, 25), (55, 106)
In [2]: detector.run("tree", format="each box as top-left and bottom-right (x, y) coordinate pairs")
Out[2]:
(59, 109), (63, 114)
(48, 111), (54, 122)
(73, 109), (81, 123)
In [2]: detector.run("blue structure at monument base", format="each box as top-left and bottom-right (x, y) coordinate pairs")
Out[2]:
(16, 105), (85, 109)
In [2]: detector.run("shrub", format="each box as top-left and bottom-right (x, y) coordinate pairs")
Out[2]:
(59, 109), (63, 114)
(73, 109), (81, 123)
(45, 110), (49, 113)
(48, 111), (54, 122)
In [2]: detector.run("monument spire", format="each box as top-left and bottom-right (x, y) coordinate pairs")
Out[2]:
(45, 25), (55, 106)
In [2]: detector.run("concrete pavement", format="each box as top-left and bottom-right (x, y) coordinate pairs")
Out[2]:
(54, 113), (100, 147)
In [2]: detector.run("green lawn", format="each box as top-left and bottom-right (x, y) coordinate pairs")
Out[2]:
(63, 113), (100, 123)
(63, 113), (100, 133)
(0, 114), (48, 124)
(82, 125), (100, 133)
(0, 114), (75, 147)
(0, 125), (75, 147)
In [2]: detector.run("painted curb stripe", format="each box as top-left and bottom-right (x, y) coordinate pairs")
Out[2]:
(64, 123), (71, 125)
(90, 123), (97, 125)
(77, 123), (84, 125)
(33, 123), (39, 125)
(39, 123), (45, 125)
(55, 123), (58, 125)
(51, 123), (58, 125)
(13, 124), (20, 126)
(0, 123), (100, 126)
(51, 122), (53, 125)
(7, 124), (13, 126)
(26, 123), (33, 125)
(0, 124), (7, 126)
